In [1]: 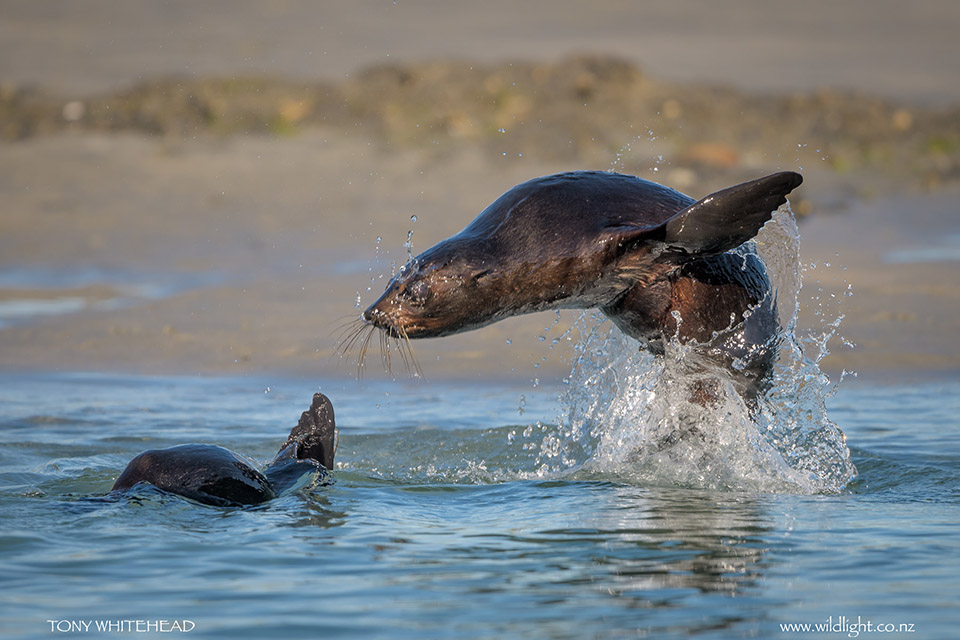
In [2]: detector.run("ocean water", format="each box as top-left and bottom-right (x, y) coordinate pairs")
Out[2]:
(0, 372), (958, 639)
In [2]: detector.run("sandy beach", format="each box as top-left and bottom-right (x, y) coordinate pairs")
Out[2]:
(1, 1), (959, 383)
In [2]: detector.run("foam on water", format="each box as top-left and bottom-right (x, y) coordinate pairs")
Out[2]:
(527, 204), (857, 493)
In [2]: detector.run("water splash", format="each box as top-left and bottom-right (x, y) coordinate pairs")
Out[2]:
(355, 235), (383, 309)
(403, 214), (419, 264)
(403, 230), (415, 264)
(528, 204), (857, 494)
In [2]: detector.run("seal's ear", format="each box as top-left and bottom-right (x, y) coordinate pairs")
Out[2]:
(282, 393), (337, 470)
(661, 171), (802, 256)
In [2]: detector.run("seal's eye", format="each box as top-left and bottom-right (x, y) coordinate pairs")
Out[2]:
(472, 268), (492, 284)
(406, 280), (432, 306)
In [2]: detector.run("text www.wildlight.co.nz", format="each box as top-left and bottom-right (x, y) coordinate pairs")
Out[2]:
(780, 616), (915, 637)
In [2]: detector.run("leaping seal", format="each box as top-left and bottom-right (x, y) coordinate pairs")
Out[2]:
(356, 170), (802, 400)
(111, 393), (337, 507)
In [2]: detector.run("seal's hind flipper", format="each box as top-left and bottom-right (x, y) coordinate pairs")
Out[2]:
(662, 171), (802, 256)
(280, 393), (337, 470)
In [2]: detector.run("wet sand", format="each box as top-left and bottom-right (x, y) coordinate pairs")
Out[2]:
(1, 129), (957, 383)
(1, 2), (959, 384)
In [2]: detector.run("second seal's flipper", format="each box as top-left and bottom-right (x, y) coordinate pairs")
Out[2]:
(264, 393), (338, 495)
(278, 393), (337, 470)
(662, 171), (802, 256)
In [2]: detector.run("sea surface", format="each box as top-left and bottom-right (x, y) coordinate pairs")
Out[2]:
(1, 370), (958, 639)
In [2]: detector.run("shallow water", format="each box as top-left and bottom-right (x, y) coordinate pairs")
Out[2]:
(1, 372), (958, 639)
(0, 267), (222, 330)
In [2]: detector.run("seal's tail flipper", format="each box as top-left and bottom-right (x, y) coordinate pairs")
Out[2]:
(280, 393), (337, 470)
(662, 171), (802, 256)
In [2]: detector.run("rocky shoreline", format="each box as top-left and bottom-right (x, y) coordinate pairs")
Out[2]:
(4, 56), (958, 203)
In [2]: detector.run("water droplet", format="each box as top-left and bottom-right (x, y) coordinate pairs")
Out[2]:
(410, 215), (418, 222)
(403, 230), (415, 262)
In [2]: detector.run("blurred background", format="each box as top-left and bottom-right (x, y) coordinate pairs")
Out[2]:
(1, 0), (958, 382)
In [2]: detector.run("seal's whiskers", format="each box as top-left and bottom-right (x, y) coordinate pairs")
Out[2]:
(356, 323), (374, 379)
(398, 325), (423, 378)
(334, 319), (365, 357)
(334, 316), (377, 378)
(379, 329), (389, 371)
(333, 315), (422, 379)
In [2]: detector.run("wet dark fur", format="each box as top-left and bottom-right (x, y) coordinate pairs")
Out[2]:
(111, 393), (337, 507)
(359, 170), (802, 400)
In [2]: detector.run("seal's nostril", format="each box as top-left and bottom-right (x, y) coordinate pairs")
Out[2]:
(362, 305), (383, 325)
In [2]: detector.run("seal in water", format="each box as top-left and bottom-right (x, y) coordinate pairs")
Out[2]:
(356, 170), (802, 400)
(111, 393), (337, 507)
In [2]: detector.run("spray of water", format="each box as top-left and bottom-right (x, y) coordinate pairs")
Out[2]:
(526, 204), (857, 494)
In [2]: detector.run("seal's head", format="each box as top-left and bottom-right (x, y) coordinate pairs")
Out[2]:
(361, 171), (665, 342)
(362, 240), (504, 340)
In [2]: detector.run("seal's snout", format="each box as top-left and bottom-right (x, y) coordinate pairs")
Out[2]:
(362, 298), (392, 333)
(361, 292), (409, 339)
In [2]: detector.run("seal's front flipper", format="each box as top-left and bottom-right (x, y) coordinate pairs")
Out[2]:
(279, 393), (337, 470)
(662, 171), (802, 256)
